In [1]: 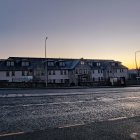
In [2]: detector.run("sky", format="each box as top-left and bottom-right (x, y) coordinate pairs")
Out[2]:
(1, 0), (140, 69)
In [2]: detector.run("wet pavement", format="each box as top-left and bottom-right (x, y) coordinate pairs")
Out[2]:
(1, 116), (140, 140)
(0, 87), (140, 139)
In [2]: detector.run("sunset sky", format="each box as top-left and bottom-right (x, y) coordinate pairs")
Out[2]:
(1, 0), (140, 69)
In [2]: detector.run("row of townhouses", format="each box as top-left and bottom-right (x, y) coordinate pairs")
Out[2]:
(0, 57), (128, 86)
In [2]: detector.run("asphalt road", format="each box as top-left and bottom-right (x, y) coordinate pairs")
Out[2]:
(0, 87), (140, 139)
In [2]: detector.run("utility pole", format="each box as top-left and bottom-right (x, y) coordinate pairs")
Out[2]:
(45, 36), (48, 87)
(135, 50), (140, 84)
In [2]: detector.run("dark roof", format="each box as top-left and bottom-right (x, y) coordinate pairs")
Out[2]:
(0, 57), (128, 71)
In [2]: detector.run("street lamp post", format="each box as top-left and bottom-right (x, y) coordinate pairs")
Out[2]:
(135, 50), (140, 84)
(45, 37), (48, 87)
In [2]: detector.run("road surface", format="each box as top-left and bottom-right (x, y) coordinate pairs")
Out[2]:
(0, 87), (140, 139)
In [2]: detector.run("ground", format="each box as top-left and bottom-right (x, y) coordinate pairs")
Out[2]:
(0, 87), (140, 140)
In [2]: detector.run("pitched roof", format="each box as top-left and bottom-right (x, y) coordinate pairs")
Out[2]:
(0, 57), (128, 71)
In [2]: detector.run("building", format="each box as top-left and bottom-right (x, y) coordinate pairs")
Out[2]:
(0, 57), (128, 87)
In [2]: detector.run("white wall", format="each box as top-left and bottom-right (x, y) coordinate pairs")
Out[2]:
(48, 70), (69, 83)
(92, 69), (104, 81)
(114, 69), (128, 79)
(0, 71), (30, 82)
(0, 71), (11, 81)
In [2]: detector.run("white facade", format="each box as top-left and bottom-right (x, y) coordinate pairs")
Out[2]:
(0, 71), (32, 82)
(0, 57), (128, 86)
(105, 68), (128, 80)
(92, 69), (104, 81)
(113, 69), (128, 79)
(48, 70), (69, 83)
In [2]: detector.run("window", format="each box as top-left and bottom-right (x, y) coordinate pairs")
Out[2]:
(61, 70), (63, 75)
(98, 77), (100, 81)
(22, 61), (29, 66)
(41, 72), (44, 76)
(27, 71), (31, 76)
(7, 61), (14, 66)
(65, 79), (68, 83)
(93, 77), (95, 81)
(88, 62), (92, 66)
(26, 62), (29, 66)
(112, 63), (115, 66)
(11, 62), (14, 66)
(64, 70), (67, 75)
(7, 61), (10, 66)
(61, 79), (63, 83)
(115, 69), (117, 73)
(84, 69), (87, 74)
(53, 70), (55, 75)
(75, 69), (78, 74)
(98, 70), (100, 73)
(48, 62), (54, 66)
(12, 71), (15, 76)
(97, 62), (100, 66)
(48, 79), (53, 83)
(81, 61), (84, 65)
(59, 62), (65, 66)
(22, 62), (25, 66)
(6, 71), (10, 77)
(22, 71), (25, 76)
(48, 71), (51, 75)
(53, 79), (55, 83)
